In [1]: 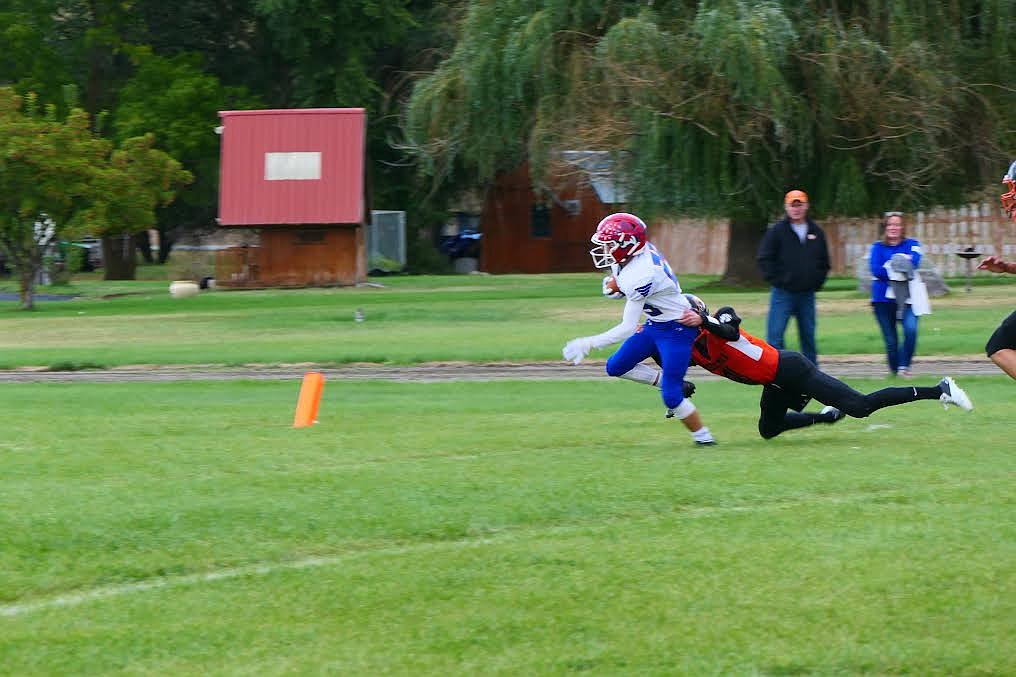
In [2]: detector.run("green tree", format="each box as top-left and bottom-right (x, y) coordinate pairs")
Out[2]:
(405, 0), (1015, 283)
(0, 88), (190, 306)
(113, 48), (257, 263)
(0, 89), (104, 308)
(3, 0), (455, 273)
(0, 0), (76, 110)
(84, 132), (192, 279)
(252, 0), (415, 106)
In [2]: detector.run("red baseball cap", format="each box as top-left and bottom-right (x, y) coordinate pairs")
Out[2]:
(784, 189), (809, 205)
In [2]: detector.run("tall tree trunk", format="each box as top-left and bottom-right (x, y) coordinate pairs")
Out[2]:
(136, 231), (154, 264)
(720, 219), (768, 286)
(157, 227), (175, 265)
(102, 234), (137, 280)
(18, 265), (35, 310)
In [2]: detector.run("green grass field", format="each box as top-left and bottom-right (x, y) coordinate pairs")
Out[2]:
(1, 273), (1014, 674)
(1, 273), (1014, 368)
(1, 377), (1013, 674)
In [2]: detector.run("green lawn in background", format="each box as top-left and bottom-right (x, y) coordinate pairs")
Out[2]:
(1, 273), (1014, 368)
(1, 377), (1013, 674)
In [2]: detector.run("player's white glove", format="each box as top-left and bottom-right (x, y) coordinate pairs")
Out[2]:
(562, 337), (593, 365)
(602, 275), (624, 299)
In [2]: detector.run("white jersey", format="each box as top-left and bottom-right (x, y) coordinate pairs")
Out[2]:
(614, 244), (689, 322)
(588, 244), (690, 350)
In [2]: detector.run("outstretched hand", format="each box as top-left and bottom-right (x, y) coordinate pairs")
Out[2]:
(978, 255), (1011, 274)
(563, 338), (593, 365)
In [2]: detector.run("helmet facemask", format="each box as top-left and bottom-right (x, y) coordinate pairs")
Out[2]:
(589, 241), (616, 269)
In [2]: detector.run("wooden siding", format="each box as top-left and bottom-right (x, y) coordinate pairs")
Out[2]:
(215, 226), (365, 287)
(647, 217), (731, 275)
(480, 163), (614, 273)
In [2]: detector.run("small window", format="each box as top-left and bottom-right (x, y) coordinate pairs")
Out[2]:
(531, 204), (551, 238)
(295, 230), (326, 244)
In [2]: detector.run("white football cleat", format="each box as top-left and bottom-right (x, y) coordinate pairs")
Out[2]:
(819, 405), (845, 423)
(938, 377), (973, 412)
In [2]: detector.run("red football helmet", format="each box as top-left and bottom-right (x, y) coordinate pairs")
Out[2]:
(1001, 161), (1016, 222)
(589, 213), (648, 268)
(1003, 179), (1016, 220)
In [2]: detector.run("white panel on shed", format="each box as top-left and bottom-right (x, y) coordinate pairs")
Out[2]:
(264, 152), (322, 180)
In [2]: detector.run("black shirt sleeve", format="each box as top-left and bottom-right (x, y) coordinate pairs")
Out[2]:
(701, 306), (741, 341)
(756, 227), (779, 284)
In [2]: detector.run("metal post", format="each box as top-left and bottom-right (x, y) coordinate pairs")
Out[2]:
(956, 247), (981, 293)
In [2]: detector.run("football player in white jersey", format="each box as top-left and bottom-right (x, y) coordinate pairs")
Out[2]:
(563, 213), (716, 446)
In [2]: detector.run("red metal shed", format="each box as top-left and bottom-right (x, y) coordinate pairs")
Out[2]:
(216, 108), (368, 287)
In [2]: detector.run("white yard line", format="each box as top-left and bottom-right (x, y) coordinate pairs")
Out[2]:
(0, 482), (989, 618)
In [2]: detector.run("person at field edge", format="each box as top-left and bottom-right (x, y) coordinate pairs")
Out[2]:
(757, 189), (831, 365)
(868, 212), (927, 378)
(980, 161), (1016, 380)
(562, 213), (717, 446)
(976, 255), (1016, 380)
(669, 295), (972, 439)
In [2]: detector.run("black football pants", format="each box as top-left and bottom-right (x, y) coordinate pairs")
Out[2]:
(757, 350), (941, 439)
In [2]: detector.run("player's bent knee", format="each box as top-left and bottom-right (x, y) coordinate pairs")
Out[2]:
(604, 355), (630, 378)
(667, 399), (696, 420)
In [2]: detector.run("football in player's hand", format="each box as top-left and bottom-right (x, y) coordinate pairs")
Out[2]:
(602, 275), (624, 298)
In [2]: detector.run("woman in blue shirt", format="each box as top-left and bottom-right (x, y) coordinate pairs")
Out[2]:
(869, 212), (923, 377)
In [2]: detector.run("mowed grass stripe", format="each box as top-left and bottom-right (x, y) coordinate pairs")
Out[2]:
(2, 480), (1012, 675)
(1, 378), (1013, 673)
(0, 475), (1007, 617)
(2, 274), (1015, 368)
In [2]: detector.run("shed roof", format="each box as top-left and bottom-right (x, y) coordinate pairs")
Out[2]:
(561, 151), (629, 204)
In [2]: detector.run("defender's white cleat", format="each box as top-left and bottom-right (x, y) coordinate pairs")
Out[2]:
(938, 377), (973, 412)
(819, 405), (845, 423)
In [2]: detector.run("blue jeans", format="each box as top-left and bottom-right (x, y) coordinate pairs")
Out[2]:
(605, 320), (696, 409)
(872, 301), (918, 373)
(766, 287), (817, 365)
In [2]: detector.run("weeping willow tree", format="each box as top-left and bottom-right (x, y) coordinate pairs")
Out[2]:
(404, 0), (1015, 283)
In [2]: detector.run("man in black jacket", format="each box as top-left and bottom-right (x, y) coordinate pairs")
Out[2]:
(756, 189), (831, 365)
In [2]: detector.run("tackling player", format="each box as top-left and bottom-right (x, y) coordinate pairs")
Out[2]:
(562, 213), (717, 446)
(974, 160), (1016, 380)
(677, 296), (973, 438)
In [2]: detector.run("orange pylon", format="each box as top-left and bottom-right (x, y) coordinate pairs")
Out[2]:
(293, 372), (325, 427)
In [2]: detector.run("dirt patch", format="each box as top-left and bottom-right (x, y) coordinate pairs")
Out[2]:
(0, 357), (1000, 383)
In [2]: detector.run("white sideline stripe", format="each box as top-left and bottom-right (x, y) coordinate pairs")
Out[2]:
(0, 555), (351, 619)
(0, 483), (987, 618)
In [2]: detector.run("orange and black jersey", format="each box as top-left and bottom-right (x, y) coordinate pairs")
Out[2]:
(690, 307), (780, 385)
